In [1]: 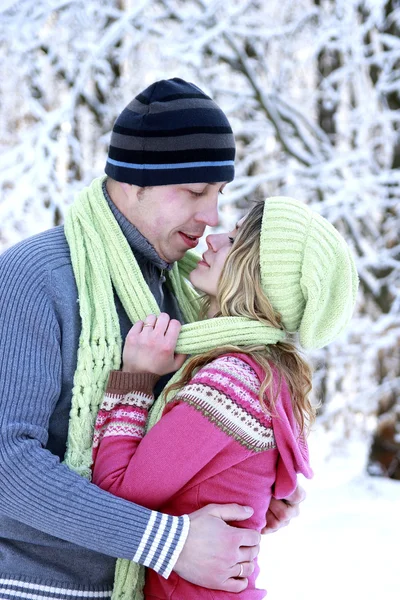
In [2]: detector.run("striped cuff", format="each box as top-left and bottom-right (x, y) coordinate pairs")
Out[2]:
(132, 512), (190, 579)
(161, 514), (190, 578)
(0, 577), (113, 599)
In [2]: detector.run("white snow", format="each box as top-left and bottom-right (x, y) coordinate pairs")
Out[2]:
(258, 429), (400, 600)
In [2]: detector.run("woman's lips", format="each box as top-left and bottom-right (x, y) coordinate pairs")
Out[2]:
(197, 253), (210, 267)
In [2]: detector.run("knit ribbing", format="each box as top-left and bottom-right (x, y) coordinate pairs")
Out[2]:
(260, 197), (359, 349)
(0, 576), (113, 600)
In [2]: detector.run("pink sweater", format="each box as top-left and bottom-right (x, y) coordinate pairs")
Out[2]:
(92, 353), (312, 599)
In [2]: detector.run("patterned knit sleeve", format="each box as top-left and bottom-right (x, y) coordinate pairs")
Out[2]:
(92, 371), (159, 465)
(91, 355), (276, 511)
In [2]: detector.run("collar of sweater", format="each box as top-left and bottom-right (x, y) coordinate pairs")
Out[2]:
(102, 179), (172, 273)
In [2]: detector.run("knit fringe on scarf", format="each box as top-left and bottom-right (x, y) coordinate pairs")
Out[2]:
(64, 177), (285, 600)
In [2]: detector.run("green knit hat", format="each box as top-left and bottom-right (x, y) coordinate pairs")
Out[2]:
(260, 197), (359, 350)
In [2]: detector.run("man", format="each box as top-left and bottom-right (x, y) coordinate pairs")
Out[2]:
(0, 78), (303, 600)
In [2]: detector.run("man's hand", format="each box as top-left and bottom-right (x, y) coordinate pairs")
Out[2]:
(122, 313), (187, 375)
(262, 483), (306, 534)
(174, 503), (261, 592)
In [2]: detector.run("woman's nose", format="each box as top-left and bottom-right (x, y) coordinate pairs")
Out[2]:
(205, 235), (215, 251)
(205, 234), (223, 252)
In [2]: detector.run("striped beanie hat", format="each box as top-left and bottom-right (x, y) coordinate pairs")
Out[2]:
(105, 78), (235, 186)
(259, 197), (359, 350)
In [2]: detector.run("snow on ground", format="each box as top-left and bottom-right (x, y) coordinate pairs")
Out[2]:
(257, 428), (400, 600)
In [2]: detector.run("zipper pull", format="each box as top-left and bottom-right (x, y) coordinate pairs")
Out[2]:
(158, 269), (166, 307)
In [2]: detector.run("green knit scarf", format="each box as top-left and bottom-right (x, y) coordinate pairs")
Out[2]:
(64, 176), (285, 600)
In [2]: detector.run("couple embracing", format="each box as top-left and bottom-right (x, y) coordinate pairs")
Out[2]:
(0, 78), (358, 600)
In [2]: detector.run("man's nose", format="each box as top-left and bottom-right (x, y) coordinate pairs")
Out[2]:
(195, 197), (219, 227)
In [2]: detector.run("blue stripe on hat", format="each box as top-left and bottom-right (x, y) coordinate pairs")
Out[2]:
(106, 157), (234, 170)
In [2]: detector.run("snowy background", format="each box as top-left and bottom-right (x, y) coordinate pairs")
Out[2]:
(1, 1), (399, 597)
(259, 433), (400, 600)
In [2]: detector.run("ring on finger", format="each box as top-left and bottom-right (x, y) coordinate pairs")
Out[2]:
(143, 316), (157, 329)
(238, 563), (244, 578)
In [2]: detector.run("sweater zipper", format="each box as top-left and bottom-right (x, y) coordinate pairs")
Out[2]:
(158, 269), (166, 307)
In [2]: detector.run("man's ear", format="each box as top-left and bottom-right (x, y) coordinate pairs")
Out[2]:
(120, 182), (132, 196)
(120, 182), (142, 201)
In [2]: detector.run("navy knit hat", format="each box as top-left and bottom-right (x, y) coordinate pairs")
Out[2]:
(105, 78), (235, 186)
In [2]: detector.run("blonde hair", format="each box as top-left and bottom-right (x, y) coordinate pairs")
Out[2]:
(168, 200), (316, 434)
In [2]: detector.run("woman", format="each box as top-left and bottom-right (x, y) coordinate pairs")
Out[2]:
(92, 197), (358, 599)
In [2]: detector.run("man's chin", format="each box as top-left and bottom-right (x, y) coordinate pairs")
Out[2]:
(174, 251), (188, 262)
(162, 249), (187, 264)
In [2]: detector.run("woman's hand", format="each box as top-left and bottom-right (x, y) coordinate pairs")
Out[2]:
(262, 484), (306, 534)
(122, 313), (187, 376)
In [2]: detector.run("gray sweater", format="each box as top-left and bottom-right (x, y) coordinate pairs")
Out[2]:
(0, 187), (188, 599)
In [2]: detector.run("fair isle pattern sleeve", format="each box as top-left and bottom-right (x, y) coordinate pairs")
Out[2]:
(171, 354), (276, 452)
(92, 371), (159, 461)
(92, 371), (190, 578)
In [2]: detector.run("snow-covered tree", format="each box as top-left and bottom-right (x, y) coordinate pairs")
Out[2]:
(1, 0), (399, 476)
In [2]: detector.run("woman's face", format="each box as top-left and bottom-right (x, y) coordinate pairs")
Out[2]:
(190, 215), (247, 297)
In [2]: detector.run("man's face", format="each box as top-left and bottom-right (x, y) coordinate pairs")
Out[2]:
(123, 182), (226, 263)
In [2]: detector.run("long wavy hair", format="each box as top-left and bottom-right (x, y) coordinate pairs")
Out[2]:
(167, 200), (316, 434)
